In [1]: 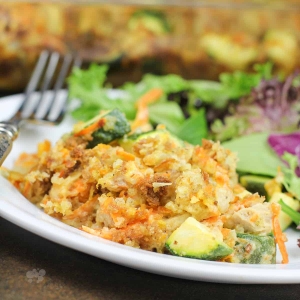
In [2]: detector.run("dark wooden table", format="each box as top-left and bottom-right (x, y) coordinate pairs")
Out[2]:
(1, 217), (300, 300)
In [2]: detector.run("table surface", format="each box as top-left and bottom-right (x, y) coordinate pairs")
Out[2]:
(1, 217), (300, 300)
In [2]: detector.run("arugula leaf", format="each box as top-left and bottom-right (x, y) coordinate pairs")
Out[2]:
(281, 152), (300, 199)
(177, 108), (207, 145)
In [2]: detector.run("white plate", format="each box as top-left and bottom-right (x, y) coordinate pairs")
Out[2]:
(1, 92), (300, 284)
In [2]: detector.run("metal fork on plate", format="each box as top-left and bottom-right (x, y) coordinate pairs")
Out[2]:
(0, 50), (81, 166)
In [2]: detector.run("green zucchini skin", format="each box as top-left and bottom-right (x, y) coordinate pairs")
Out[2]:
(128, 10), (171, 34)
(239, 175), (271, 198)
(165, 242), (233, 261)
(165, 217), (233, 261)
(119, 129), (185, 153)
(231, 233), (276, 264)
(269, 192), (300, 231)
(86, 109), (131, 148)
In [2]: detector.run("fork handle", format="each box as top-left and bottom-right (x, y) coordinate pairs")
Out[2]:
(0, 131), (13, 166)
(0, 124), (18, 166)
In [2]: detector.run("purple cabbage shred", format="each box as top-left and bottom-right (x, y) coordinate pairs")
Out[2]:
(236, 71), (300, 135)
(268, 132), (300, 176)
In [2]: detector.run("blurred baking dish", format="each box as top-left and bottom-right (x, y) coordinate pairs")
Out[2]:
(0, 0), (300, 91)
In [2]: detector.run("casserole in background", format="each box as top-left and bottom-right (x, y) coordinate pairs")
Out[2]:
(0, 1), (300, 91)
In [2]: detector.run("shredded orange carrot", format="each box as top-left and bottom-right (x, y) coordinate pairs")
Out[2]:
(249, 213), (259, 223)
(116, 150), (135, 161)
(119, 190), (126, 197)
(14, 153), (37, 168)
(74, 118), (106, 136)
(64, 196), (98, 220)
(221, 228), (231, 239)
(37, 140), (51, 157)
(240, 194), (263, 208)
(74, 178), (86, 194)
(131, 88), (163, 131)
(271, 203), (289, 264)
(23, 181), (31, 198)
(204, 216), (220, 224)
(153, 158), (176, 172)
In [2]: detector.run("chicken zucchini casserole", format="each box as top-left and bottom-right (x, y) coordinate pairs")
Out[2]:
(1, 2), (300, 91)
(3, 109), (288, 264)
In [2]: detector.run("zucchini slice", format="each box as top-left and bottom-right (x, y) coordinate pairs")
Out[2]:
(128, 10), (171, 35)
(165, 217), (233, 261)
(231, 233), (276, 264)
(239, 175), (271, 198)
(119, 129), (185, 153)
(269, 192), (300, 231)
(74, 109), (131, 148)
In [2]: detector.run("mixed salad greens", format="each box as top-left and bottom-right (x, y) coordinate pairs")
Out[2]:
(68, 62), (300, 241)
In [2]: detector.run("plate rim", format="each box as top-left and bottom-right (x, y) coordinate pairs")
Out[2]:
(1, 91), (300, 284)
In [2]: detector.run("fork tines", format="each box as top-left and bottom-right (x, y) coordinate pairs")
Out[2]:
(20, 50), (81, 124)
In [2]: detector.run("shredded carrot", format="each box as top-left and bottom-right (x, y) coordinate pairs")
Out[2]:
(23, 181), (31, 198)
(131, 88), (163, 131)
(271, 203), (289, 264)
(74, 118), (106, 136)
(204, 216), (220, 224)
(116, 150), (135, 161)
(37, 140), (51, 157)
(64, 196), (98, 220)
(221, 228), (231, 238)
(14, 153), (38, 168)
(74, 178), (86, 194)
(220, 215), (227, 223)
(249, 213), (259, 223)
(119, 190), (126, 197)
(153, 158), (176, 172)
(59, 170), (65, 178)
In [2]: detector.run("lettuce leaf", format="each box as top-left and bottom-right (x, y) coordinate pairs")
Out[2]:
(67, 62), (283, 145)
(188, 80), (227, 108)
(219, 62), (273, 100)
(68, 64), (137, 121)
(67, 65), (220, 140)
(281, 152), (300, 199)
(222, 132), (284, 177)
(176, 108), (207, 145)
(148, 102), (185, 135)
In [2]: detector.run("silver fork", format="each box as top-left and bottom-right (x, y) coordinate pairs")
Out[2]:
(0, 50), (81, 166)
